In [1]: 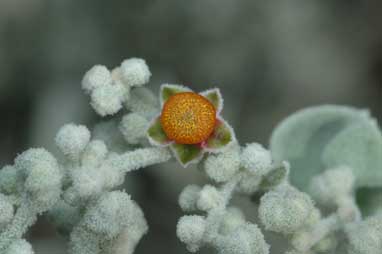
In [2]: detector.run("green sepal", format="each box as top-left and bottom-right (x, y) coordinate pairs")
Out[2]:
(260, 162), (290, 191)
(171, 143), (203, 167)
(160, 84), (192, 106)
(204, 118), (235, 152)
(200, 88), (223, 113)
(147, 116), (171, 146)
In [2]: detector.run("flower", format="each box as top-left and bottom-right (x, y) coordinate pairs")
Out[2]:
(147, 84), (235, 167)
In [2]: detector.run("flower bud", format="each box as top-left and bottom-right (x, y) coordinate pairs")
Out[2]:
(179, 185), (201, 212)
(82, 65), (112, 94)
(119, 113), (149, 144)
(197, 185), (224, 211)
(55, 124), (91, 160)
(177, 215), (206, 252)
(120, 58), (151, 87)
(259, 186), (314, 234)
(204, 146), (240, 183)
(241, 143), (272, 175)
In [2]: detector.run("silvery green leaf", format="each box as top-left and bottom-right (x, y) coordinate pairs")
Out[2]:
(270, 105), (372, 192)
(322, 119), (382, 187)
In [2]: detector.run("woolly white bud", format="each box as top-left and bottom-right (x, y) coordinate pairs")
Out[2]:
(309, 166), (354, 206)
(0, 165), (19, 194)
(197, 185), (224, 211)
(241, 143), (272, 175)
(82, 65), (112, 94)
(55, 124), (91, 160)
(83, 191), (143, 239)
(81, 140), (108, 167)
(0, 194), (14, 228)
(5, 239), (34, 254)
(177, 215), (206, 253)
(219, 207), (246, 235)
(90, 83), (126, 116)
(204, 146), (240, 183)
(259, 186), (314, 234)
(218, 223), (269, 254)
(345, 215), (382, 254)
(119, 113), (149, 144)
(120, 58), (151, 87)
(15, 148), (62, 212)
(179, 185), (202, 212)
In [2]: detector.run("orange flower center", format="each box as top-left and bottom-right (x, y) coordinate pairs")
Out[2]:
(161, 92), (216, 144)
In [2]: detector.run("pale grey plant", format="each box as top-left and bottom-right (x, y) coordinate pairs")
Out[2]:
(0, 58), (381, 254)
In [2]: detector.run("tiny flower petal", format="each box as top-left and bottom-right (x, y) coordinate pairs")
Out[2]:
(171, 143), (204, 167)
(200, 88), (224, 114)
(203, 118), (236, 152)
(160, 84), (192, 106)
(147, 116), (172, 146)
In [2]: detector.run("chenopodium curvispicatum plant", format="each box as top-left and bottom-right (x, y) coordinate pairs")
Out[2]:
(0, 57), (381, 254)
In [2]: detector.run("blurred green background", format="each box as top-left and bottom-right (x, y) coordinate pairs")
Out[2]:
(0, 0), (381, 253)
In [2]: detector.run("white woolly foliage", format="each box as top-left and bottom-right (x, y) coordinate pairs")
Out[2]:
(82, 65), (112, 94)
(104, 216), (148, 254)
(197, 185), (224, 211)
(204, 145), (240, 182)
(15, 148), (62, 212)
(233, 143), (275, 194)
(0, 194), (14, 228)
(240, 143), (272, 175)
(259, 186), (314, 234)
(55, 123), (91, 160)
(82, 191), (146, 239)
(4, 58), (382, 254)
(120, 113), (149, 144)
(236, 171), (262, 194)
(345, 215), (382, 254)
(310, 166), (355, 206)
(69, 191), (148, 254)
(5, 239), (34, 254)
(217, 223), (270, 254)
(83, 58), (153, 116)
(179, 185), (202, 212)
(90, 82), (126, 116)
(120, 58), (151, 87)
(177, 215), (206, 253)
